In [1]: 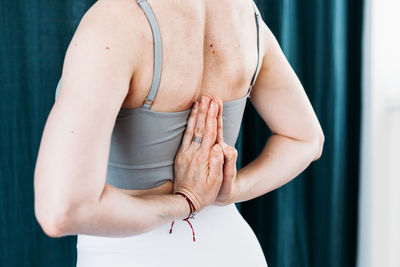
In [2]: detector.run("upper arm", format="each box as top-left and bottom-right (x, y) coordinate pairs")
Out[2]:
(249, 18), (324, 143)
(34, 0), (140, 216)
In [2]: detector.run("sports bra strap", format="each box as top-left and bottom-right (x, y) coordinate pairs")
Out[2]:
(249, 1), (262, 93)
(136, 0), (162, 110)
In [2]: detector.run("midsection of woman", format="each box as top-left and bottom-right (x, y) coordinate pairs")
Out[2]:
(69, 0), (268, 265)
(35, 0), (324, 265)
(47, 0), (264, 224)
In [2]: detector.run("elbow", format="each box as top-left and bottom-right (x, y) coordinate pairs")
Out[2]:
(34, 174), (96, 238)
(312, 132), (325, 161)
(34, 181), (73, 237)
(35, 199), (90, 238)
(35, 202), (72, 238)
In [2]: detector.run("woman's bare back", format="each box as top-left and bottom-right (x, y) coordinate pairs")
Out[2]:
(87, 0), (264, 197)
(120, 0), (262, 111)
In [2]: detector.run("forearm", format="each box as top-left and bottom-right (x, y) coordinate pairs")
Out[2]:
(58, 184), (190, 237)
(234, 134), (322, 203)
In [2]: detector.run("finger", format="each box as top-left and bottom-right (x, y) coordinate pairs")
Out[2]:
(189, 95), (211, 151)
(221, 143), (238, 179)
(208, 144), (224, 184)
(180, 100), (200, 151)
(198, 99), (219, 155)
(212, 97), (224, 144)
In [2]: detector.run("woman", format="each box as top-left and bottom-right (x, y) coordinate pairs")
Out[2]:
(34, 0), (324, 266)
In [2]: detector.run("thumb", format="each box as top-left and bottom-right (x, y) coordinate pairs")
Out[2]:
(221, 142), (238, 177)
(221, 142), (238, 159)
(208, 144), (224, 182)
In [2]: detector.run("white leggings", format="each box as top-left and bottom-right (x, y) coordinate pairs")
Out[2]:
(76, 203), (268, 267)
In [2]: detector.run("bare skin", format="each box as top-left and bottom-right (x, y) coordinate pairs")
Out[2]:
(34, 0), (324, 238)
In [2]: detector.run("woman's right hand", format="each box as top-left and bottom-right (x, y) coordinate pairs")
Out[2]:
(173, 96), (224, 212)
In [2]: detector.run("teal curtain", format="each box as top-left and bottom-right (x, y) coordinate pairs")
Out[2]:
(0, 0), (363, 266)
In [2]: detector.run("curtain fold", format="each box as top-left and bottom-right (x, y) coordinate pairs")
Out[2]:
(0, 0), (363, 266)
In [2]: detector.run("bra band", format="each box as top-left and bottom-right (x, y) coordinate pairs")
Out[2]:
(136, 0), (163, 110)
(136, 0), (262, 108)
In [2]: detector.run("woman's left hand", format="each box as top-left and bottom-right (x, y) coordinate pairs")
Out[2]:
(211, 97), (239, 206)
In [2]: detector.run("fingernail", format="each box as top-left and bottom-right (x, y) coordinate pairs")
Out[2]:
(213, 145), (221, 151)
(193, 101), (199, 108)
(201, 96), (205, 104)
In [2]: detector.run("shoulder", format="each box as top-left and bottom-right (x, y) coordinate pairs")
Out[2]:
(253, 5), (279, 68)
(78, 0), (143, 32)
(84, 0), (144, 20)
(236, 0), (270, 63)
(67, 0), (146, 71)
(57, 0), (148, 106)
(82, 0), (142, 22)
(76, 0), (144, 42)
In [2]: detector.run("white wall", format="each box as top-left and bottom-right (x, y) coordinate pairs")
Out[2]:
(357, 0), (400, 267)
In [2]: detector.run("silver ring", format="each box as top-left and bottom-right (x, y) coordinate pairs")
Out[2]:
(192, 135), (203, 144)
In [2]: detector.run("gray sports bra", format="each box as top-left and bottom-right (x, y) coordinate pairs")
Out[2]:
(55, 0), (262, 190)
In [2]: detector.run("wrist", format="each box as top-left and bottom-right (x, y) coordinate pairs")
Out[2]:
(169, 192), (198, 242)
(172, 193), (191, 220)
(231, 174), (241, 204)
(173, 187), (203, 211)
(174, 192), (197, 219)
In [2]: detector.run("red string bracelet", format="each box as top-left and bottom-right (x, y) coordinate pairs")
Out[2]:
(169, 192), (197, 242)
